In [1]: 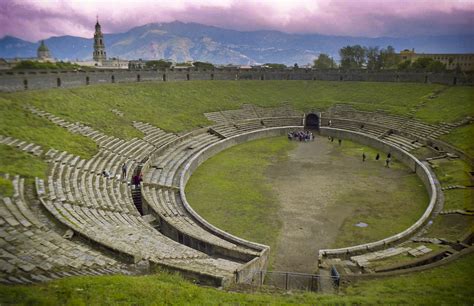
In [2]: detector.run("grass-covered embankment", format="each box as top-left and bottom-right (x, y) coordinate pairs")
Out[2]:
(0, 253), (473, 305)
(1, 81), (472, 178)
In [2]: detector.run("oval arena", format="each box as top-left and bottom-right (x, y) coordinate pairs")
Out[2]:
(2, 91), (471, 293)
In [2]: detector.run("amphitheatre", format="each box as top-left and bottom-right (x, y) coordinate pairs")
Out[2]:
(0, 70), (472, 304)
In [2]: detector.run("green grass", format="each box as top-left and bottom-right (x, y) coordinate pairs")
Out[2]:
(426, 214), (472, 241)
(0, 81), (471, 180)
(443, 189), (474, 211)
(331, 173), (428, 248)
(330, 140), (428, 248)
(0, 81), (452, 136)
(0, 176), (13, 197)
(0, 96), (97, 159)
(431, 158), (472, 186)
(415, 86), (474, 124)
(440, 123), (474, 158)
(0, 253), (473, 305)
(186, 136), (295, 263)
(0, 145), (48, 182)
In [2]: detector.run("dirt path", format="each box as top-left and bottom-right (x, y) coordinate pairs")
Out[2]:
(267, 136), (414, 273)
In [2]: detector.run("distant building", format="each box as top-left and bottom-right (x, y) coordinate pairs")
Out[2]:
(37, 40), (52, 60)
(128, 59), (147, 69)
(72, 17), (129, 69)
(399, 49), (474, 71)
(93, 18), (106, 62)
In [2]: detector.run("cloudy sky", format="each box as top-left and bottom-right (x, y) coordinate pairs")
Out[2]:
(1, 0), (473, 41)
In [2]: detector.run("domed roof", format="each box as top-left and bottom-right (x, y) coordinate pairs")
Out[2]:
(37, 40), (49, 52)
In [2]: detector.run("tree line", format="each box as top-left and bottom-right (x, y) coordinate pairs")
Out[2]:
(313, 45), (447, 72)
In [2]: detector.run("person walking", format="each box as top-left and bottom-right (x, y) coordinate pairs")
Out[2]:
(385, 157), (391, 168)
(122, 163), (127, 179)
(362, 152), (366, 162)
(375, 153), (380, 161)
(338, 139), (342, 146)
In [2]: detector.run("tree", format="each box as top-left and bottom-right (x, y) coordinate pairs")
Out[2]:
(427, 60), (446, 72)
(263, 63), (287, 69)
(145, 60), (172, 69)
(366, 46), (381, 71)
(193, 61), (214, 69)
(411, 57), (434, 70)
(313, 54), (336, 69)
(339, 45), (366, 69)
(13, 60), (83, 70)
(379, 45), (400, 69)
(397, 60), (412, 71)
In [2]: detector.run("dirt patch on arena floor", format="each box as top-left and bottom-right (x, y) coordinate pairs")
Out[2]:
(267, 136), (426, 273)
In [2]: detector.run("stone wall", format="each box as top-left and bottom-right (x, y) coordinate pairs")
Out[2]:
(0, 68), (472, 92)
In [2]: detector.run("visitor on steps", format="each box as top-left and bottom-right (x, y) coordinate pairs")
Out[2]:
(385, 157), (391, 168)
(122, 163), (127, 179)
(362, 152), (366, 162)
(338, 139), (342, 145)
(375, 153), (380, 161)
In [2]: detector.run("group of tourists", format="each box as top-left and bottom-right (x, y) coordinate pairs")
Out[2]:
(101, 163), (144, 185)
(327, 136), (342, 145)
(362, 152), (392, 167)
(288, 130), (314, 142)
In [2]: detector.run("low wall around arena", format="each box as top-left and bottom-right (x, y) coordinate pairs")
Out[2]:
(0, 69), (472, 92)
(318, 127), (438, 259)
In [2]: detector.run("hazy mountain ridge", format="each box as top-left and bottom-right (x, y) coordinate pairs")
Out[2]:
(1, 21), (473, 65)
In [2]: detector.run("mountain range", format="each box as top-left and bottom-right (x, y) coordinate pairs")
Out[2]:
(1, 21), (473, 65)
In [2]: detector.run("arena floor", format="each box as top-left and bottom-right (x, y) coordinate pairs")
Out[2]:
(268, 136), (428, 273)
(188, 135), (428, 274)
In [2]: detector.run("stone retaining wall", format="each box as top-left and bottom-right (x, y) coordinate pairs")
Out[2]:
(1, 69), (472, 92)
(318, 128), (437, 258)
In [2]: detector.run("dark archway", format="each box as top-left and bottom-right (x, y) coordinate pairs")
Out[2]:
(305, 113), (320, 130)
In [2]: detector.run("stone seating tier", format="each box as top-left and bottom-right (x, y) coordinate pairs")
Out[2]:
(0, 135), (43, 156)
(146, 133), (220, 187)
(142, 185), (259, 257)
(0, 176), (126, 284)
(132, 122), (179, 147)
(382, 134), (423, 151)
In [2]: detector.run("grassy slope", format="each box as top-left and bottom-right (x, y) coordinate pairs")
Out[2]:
(0, 145), (48, 181)
(2, 80), (471, 181)
(186, 136), (295, 264)
(415, 86), (474, 124)
(431, 158), (473, 211)
(0, 253), (472, 305)
(441, 123), (474, 157)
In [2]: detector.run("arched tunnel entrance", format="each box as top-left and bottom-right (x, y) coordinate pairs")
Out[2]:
(305, 113), (320, 130)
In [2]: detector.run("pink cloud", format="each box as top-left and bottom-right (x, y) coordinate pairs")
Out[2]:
(1, 0), (473, 41)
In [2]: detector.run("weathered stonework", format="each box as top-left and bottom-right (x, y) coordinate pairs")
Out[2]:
(0, 68), (472, 92)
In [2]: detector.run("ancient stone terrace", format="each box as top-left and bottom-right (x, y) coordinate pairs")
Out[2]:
(0, 175), (127, 284)
(141, 132), (263, 260)
(317, 104), (453, 152)
(0, 135), (43, 157)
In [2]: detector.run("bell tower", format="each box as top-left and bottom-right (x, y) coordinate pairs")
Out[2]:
(93, 16), (107, 62)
